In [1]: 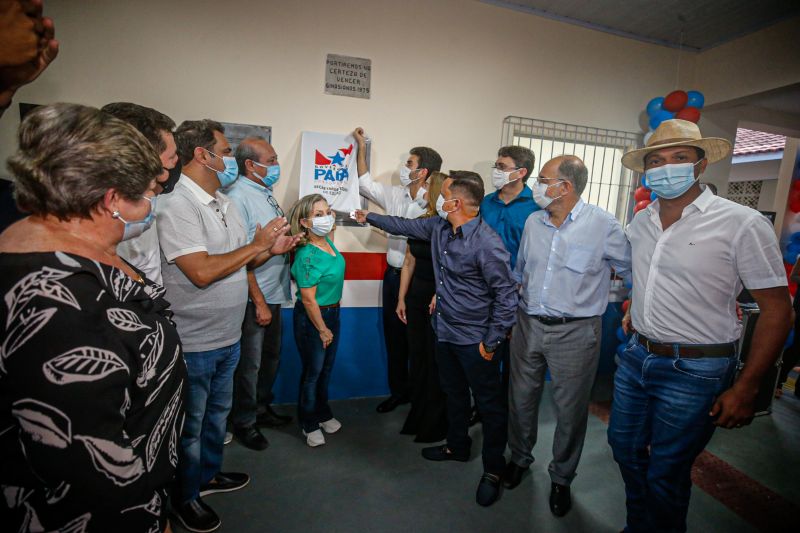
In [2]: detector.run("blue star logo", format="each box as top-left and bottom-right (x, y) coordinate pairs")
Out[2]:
(329, 152), (345, 165)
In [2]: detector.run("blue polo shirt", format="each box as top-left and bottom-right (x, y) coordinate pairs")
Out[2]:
(480, 185), (540, 270)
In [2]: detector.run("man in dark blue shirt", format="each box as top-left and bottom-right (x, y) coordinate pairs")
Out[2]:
(355, 171), (518, 507)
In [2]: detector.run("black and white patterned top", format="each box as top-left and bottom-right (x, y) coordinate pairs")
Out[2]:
(0, 251), (186, 533)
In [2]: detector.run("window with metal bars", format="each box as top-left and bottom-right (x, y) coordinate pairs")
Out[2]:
(501, 116), (643, 223)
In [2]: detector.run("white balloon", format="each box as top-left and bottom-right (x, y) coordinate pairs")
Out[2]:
(643, 131), (654, 145)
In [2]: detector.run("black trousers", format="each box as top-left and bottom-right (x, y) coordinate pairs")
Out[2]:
(382, 266), (409, 399)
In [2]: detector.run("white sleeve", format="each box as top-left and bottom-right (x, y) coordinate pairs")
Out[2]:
(734, 214), (787, 290)
(358, 171), (390, 210)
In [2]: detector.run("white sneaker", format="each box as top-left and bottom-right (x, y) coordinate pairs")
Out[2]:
(319, 418), (342, 434)
(303, 429), (325, 447)
(224, 431), (233, 445)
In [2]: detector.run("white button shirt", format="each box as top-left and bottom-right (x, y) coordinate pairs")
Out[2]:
(358, 171), (426, 268)
(627, 187), (786, 345)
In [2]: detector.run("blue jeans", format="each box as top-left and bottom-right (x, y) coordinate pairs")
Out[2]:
(179, 342), (241, 503)
(436, 341), (507, 475)
(293, 302), (340, 433)
(607, 336), (737, 533)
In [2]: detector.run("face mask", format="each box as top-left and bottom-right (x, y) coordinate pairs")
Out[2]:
(253, 161), (281, 188)
(436, 194), (457, 220)
(204, 149), (239, 188)
(532, 180), (564, 209)
(309, 214), (335, 236)
(645, 160), (703, 200)
(161, 161), (182, 194)
(491, 167), (520, 190)
(114, 196), (156, 241)
(414, 186), (427, 207)
(400, 166), (423, 187)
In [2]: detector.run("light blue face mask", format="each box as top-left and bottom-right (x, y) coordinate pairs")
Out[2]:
(204, 149), (239, 188)
(114, 196), (156, 241)
(645, 160), (703, 200)
(253, 161), (281, 188)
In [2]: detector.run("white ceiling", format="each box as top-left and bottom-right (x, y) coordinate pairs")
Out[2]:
(482, 0), (800, 51)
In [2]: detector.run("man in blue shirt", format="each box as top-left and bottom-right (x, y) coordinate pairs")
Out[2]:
(227, 136), (293, 451)
(355, 171), (518, 508)
(504, 156), (631, 518)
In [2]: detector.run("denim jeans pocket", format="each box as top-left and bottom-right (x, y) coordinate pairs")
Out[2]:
(671, 356), (733, 381)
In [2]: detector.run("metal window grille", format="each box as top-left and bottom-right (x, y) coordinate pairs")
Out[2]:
(726, 180), (763, 209)
(501, 116), (643, 223)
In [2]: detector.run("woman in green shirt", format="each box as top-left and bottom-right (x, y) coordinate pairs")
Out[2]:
(288, 194), (346, 447)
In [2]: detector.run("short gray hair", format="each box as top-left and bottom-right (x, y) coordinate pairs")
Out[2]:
(234, 136), (268, 175)
(557, 156), (589, 195)
(8, 103), (162, 220)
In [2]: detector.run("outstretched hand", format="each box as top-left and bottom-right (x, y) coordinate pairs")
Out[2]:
(353, 209), (369, 224)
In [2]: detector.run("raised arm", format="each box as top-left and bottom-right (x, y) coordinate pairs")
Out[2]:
(363, 211), (440, 242)
(353, 127), (389, 209)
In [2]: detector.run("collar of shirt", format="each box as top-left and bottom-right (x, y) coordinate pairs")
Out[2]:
(450, 216), (481, 238)
(489, 185), (533, 206)
(179, 174), (230, 212)
(541, 198), (586, 228)
(236, 174), (274, 196)
(646, 186), (714, 230)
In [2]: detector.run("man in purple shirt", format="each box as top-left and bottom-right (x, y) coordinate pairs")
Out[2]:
(355, 171), (518, 507)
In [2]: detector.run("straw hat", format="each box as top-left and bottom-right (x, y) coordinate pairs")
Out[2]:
(622, 119), (732, 173)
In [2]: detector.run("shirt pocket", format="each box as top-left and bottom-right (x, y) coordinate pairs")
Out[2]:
(564, 246), (595, 273)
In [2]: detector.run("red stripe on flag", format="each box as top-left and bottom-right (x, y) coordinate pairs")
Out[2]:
(342, 252), (387, 280)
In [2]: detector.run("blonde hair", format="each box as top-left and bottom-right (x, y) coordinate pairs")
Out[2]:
(287, 193), (326, 246)
(424, 171), (448, 217)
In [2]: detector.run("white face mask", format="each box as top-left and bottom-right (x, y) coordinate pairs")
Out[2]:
(400, 166), (423, 187)
(491, 167), (520, 190)
(532, 180), (564, 209)
(309, 214), (335, 236)
(436, 194), (456, 220)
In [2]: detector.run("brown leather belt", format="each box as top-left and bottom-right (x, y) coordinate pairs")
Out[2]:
(318, 303), (340, 310)
(638, 335), (736, 358)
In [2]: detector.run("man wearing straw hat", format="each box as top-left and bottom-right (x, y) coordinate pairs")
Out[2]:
(610, 119), (792, 533)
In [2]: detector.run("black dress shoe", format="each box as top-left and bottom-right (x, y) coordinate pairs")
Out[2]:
(468, 405), (481, 427)
(233, 425), (269, 451)
(476, 473), (502, 507)
(376, 396), (409, 413)
(503, 461), (528, 489)
(549, 482), (572, 517)
(256, 405), (292, 428)
(199, 472), (250, 497)
(421, 444), (469, 462)
(172, 497), (220, 533)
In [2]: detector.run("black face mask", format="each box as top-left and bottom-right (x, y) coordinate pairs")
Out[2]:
(161, 160), (182, 194)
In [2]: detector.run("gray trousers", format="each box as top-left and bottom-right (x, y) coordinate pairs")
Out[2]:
(508, 309), (601, 485)
(231, 302), (282, 428)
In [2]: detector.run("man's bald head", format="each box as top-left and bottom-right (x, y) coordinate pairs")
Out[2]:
(540, 155), (588, 196)
(235, 136), (278, 178)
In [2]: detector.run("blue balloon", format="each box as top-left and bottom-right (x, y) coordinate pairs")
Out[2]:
(616, 343), (628, 358)
(616, 326), (628, 343)
(687, 90), (705, 109)
(649, 109), (675, 130)
(784, 329), (795, 350)
(624, 278), (633, 289)
(790, 232), (800, 244)
(783, 250), (799, 265)
(650, 191), (657, 201)
(646, 96), (665, 117)
(640, 175), (648, 188)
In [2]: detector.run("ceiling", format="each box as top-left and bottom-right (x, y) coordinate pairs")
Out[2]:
(482, 0), (800, 51)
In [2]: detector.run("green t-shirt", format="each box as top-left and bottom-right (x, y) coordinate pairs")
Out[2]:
(291, 237), (346, 306)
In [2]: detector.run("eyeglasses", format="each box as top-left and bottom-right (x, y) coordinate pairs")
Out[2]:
(491, 164), (520, 171)
(267, 194), (284, 217)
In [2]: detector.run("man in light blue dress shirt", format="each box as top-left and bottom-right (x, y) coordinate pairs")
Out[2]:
(504, 156), (631, 518)
(227, 137), (293, 451)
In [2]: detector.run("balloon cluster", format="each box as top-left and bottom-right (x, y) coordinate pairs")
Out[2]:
(645, 90), (705, 144)
(782, 180), (800, 296)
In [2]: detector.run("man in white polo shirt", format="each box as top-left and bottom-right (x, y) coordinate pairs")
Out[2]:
(159, 120), (298, 533)
(352, 127), (442, 413)
(609, 119), (792, 533)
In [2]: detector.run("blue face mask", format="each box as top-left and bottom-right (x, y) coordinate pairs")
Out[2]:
(114, 196), (156, 241)
(645, 160), (703, 200)
(204, 149), (239, 188)
(253, 162), (281, 188)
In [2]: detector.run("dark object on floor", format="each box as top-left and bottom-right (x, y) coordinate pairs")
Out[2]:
(233, 425), (270, 451)
(376, 395), (409, 413)
(469, 404), (481, 427)
(172, 497), (221, 533)
(421, 444), (469, 462)
(199, 472), (251, 497)
(257, 405), (292, 428)
(549, 482), (572, 517)
(476, 473), (502, 507)
(503, 461), (528, 489)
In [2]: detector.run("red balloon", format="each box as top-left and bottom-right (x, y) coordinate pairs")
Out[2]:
(622, 299), (631, 313)
(791, 190), (800, 212)
(634, 186), (651, 202)
(675, 106), (701, 123)
(792, 180), (800, 191)
(663, 90), (689, 112)
(634, 200), (651, 213)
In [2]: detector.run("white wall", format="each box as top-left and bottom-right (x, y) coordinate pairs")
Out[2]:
(729, 158), (781, 182)
(0, 0), (699, 251)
